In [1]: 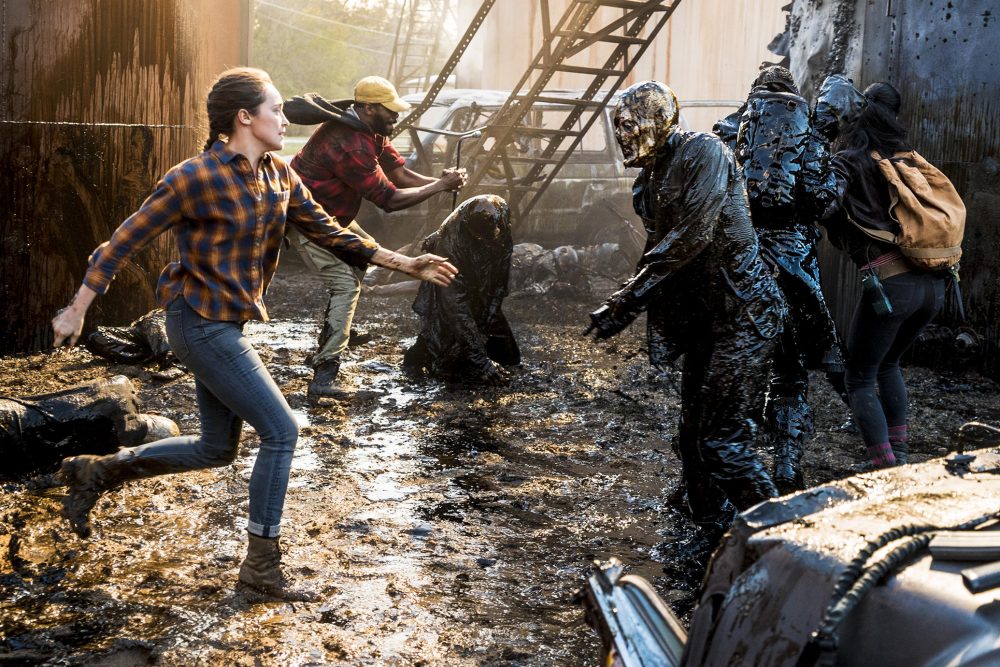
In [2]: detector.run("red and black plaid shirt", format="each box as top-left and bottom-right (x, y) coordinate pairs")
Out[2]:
(290, 119), (406, 222)
(84, 141), (380, 322)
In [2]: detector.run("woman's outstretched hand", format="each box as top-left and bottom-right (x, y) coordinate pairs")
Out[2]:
(51, 285), (98, 348)
(371, 248), (458, 287)
(52, 307), (86, 348)
(408, 254), (458, 287)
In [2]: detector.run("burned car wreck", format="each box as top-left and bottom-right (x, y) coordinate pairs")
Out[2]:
(583, 435), (1000, 667)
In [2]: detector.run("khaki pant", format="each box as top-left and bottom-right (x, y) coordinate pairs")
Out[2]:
(287, 223), (372, 367)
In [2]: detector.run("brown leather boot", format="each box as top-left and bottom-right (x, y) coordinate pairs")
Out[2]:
(59, 449), (138, 538)
(238, 533), (318, 602)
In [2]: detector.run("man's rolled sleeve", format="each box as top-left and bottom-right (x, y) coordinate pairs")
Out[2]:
(333, 148), (397, 211)
(378, 140), (406, 172)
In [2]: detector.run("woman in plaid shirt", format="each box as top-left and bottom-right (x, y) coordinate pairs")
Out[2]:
(50, 67), (457, 601)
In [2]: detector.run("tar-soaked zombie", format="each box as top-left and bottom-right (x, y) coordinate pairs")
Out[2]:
(586, 81), (785, 549)
(283, 76), (467, 399)
(731, 65), (844, 493)
(403, 195), (520, 386)
(49, 67), (458, 601)
(824, 82), (955, 468)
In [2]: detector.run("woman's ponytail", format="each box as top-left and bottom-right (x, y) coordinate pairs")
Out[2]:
(203, 128), (222, 152)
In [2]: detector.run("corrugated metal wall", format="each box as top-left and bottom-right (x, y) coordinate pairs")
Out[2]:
(456, 0), (787, 131)
(0, 0), (250, 355)
(790, 0), (1000, 377)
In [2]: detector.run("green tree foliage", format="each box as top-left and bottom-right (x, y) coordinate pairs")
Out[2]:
(252, 0), (399, 109)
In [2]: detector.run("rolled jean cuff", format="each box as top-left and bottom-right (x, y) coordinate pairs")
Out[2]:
(247, 519), (281, 538)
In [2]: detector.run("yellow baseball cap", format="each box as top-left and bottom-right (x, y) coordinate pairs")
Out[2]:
(354, 76), (411, 113)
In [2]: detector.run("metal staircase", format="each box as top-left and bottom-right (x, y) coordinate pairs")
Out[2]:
(459, 0), (684, 226)
(391, 0), (497, 139)
(386, 0), (457, 96)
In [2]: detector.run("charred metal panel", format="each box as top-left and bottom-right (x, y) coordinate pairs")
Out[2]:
(788, 0), (1000, 377)
(685, 449), (1000, 666)
(0, 1), (249, 355)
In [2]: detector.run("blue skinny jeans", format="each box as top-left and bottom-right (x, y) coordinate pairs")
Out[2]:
(129, 297), (299, 537)
(845, 271), (945, 450)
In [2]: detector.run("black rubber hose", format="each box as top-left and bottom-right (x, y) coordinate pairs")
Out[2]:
(797, 512), (999, 667)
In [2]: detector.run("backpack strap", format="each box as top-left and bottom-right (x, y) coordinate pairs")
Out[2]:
(903, 245), (964, 259)
(848, 216), (897, 244)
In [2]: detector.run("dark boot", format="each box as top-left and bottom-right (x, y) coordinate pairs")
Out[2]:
(723, 474), (780, 511)
(307, 358), (343, 398)
(347, 328), (373, 347)
(238, 533), (317, 602)
(767, 396), (812, 494)
(657, 509), (734, 587)
(888, 425), (909, 465)
(59, 449), (136, 538)
(701, 424), (780, 511)
(773, 440), (805, 495)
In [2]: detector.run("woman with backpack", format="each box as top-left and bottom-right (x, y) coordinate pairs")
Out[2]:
(825, 81), (957, 469)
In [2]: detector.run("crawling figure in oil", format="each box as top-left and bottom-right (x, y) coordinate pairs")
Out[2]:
(586, 81), (786, 560)
(403, 195), (520, 385)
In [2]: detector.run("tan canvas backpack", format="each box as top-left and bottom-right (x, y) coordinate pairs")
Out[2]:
(853, 150), (966, 270)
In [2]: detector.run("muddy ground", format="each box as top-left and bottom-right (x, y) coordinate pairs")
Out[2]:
(2, 260), (999, 666)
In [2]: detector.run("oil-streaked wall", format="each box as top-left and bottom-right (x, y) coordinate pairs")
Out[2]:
(0, 0), (250, 355)
(456, 0), (787, 130)
(789, 0), (1000, 377)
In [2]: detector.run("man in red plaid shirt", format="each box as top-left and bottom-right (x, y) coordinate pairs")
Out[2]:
(289, 76), (466, 398)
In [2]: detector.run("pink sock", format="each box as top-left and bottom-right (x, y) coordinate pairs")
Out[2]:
(888, 425), (908, 464)
(867, 442), (897, 468)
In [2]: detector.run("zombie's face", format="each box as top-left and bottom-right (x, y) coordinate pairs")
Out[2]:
(459, 194), (510, 241)
(613, 81), (679, 168)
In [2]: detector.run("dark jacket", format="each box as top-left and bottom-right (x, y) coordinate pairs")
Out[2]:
(736, 88), (837, 222)
(825, 152), (899, 267)
(611, 131), (785, 365)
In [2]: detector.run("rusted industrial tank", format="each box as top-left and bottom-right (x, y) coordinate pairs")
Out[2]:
(0, 1), (250, 355)
(783, 0), (1000, 377)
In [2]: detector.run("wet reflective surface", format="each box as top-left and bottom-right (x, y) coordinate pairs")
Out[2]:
(1, 266), (998, 664)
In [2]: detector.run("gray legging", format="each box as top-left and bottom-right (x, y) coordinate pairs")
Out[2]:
(128, 297), (298, 538)
(845, 270), (946, 449)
